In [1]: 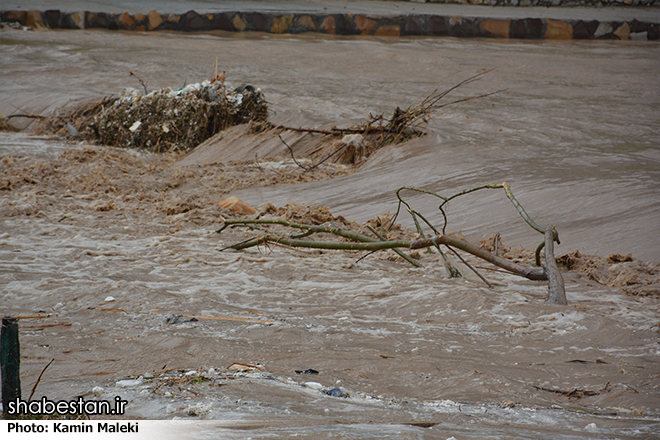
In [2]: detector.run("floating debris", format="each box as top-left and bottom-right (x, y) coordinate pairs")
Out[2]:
(295, 369), (319, 375)
(324, 387), (348, 398)
(37, 78), (267, 153)
(91, 80), (267, 152)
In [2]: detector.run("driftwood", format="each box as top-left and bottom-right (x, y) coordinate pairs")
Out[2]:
(265, 69), (508, 170)
(218, 182), (567, 305)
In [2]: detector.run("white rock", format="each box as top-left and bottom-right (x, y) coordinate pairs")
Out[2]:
(594, 22), (613, 38)
(341, 134), (365, 148)
(91, 386), (104, 396)
(305, 382), (324, 390)
(116, 376), (144, 387)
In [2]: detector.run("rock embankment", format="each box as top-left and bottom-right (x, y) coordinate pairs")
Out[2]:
(1, 8), (657, 40)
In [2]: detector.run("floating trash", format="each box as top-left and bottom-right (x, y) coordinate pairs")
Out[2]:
(324, 388), (348, 398)
(295, 369), (319, 375)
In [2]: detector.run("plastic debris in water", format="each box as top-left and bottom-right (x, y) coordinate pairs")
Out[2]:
(324, 388), (348, 398)
(129, 121), (141, 132)
(295, 369), (319, 375)
(235, 84), (254, 94)
(65, 122), (79, 136)
(204, 86), (216, 101)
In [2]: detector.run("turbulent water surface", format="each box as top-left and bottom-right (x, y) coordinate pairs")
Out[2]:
(1, 26), (660, 439)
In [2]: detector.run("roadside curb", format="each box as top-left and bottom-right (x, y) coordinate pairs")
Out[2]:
(1, 8), (658, 40)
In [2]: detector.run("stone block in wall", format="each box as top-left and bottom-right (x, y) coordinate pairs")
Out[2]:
(26, 10), (46, 29)
(449, 17), (479, 38)
(182, 10), (210, 31)
(403, 15), (426, 36)
(613, 22), (631, 39)
(246, 12), (268, 32)
(648, 24), (659, 40)
(479, 19), (510, 38)
(630, 31), (648, 40)
(356, 15), (377, 34)
(573, 20), (599, 38)
(271, 15), (294, 33)
(630, 19), (648, 33)
(210, 13), (233, 31)
(4, 11), (26, 24)
(61, 11), (86, 29)
(232, 14), (247, 31)
(147, 10), (163, 30)
(107, 14), (119, 31)
(428, 15), (449, 36)
(44, 10), (61, 28)
(296, 15), (317, 32)
(321, 15), (335, 34)
(334, 14), (360, 35)
(594, 22), (613, 38)
(87, 12), (109, 29)
(525, 18), (544, 39)
(118, 12), (135, 29)
(510, 19), (526, 38)
(545, 19), (573, 39)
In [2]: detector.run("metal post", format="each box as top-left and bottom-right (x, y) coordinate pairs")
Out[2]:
(1, 317), (21, 418)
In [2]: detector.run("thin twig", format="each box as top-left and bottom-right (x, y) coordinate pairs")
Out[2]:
(129, 71), (149, 95)
(271, 124), (334, 135)
(6, 113), (46, 120)
(28, 359), (55, 402)
(445, 245), (493, 288)
(367, 225), (423, 268)
(278, 134), (311, 171)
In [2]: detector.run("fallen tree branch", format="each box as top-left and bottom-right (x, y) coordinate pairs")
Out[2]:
(410, 234), (547, 281)
(367, 225), (423, 268)
(217, 181), (567, 304)
(543, 225), (567, 305)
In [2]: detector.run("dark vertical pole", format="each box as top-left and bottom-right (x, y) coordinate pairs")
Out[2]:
(1, 317), (21, 418)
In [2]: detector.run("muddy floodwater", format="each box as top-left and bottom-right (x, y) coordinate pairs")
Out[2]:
(1, 26), (660, 438)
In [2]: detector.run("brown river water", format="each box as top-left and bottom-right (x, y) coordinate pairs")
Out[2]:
(1, 26), (660, 438)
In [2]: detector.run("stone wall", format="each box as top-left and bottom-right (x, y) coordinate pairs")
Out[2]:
(1, 9), (657, 40)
